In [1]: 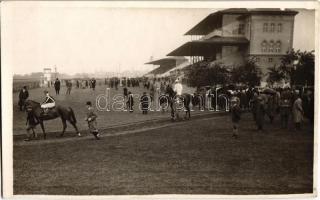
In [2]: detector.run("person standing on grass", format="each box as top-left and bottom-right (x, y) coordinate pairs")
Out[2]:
(66, 80), (72, 95)
(230, 94), (241, 139)
(140, 92), (149, 115)
(279, 87), (292, 129)
(18, 86), (29, 111)
(85, 101), (100, 140)
(292, 94), (304, 130)
(123, 87), (128, 103)
(91, 78), (96, 91)
(255, 95), (266, 131)
(54, 78), (61, 95)
(127, 92), (134, 113)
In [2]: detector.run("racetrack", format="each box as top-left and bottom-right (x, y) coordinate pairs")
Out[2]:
(13, 111), (314, 195)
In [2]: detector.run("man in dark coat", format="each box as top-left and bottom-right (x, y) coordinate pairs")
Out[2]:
(279, 87), (292, 129)
(54, 78), (61, 95)
(255, 95), (266, 131)
(91, 78), (96, 91)
(140, 92), (149, 114)
(123, 87), (128, 104)
(18, 86), (29, 111)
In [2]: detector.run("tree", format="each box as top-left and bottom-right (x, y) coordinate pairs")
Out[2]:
(231, 58), (262, 87)
(266, 65), (284, 85)
(185, 62), (229, 87)
(279, 49), (315, 86)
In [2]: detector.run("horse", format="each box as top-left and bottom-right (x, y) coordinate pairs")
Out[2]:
(163, 85), (192, 120)
(24, 100), (81, 139)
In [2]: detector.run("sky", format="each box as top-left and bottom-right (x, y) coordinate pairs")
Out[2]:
(2, 3), (315, 75)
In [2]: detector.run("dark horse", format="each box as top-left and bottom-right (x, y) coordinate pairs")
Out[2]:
(162, 85), (192, 120)
(24, 100), (80, 139)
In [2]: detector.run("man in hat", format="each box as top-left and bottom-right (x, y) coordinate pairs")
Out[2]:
(40, 90), (56, 115)
(54, 78), (61, 95)
(18, 86), (29, 111)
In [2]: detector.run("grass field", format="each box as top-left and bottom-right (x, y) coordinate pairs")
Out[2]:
(13, 112), (314, 195)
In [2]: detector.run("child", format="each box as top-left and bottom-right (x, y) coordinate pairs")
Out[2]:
(85, 101), (100, 140)
(230, 95), (241, 139)
(25, 108), (39, 141)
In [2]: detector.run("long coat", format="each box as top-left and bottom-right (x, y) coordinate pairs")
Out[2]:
(54, 80), (61, 90)
(292, 98), (304, 123)
(18, 89), (29, 106)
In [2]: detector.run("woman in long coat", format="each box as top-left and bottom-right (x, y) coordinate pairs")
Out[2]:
(292, 96), (304, 130)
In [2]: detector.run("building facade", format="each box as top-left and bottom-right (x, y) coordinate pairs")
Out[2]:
(167, 8), (298, 76)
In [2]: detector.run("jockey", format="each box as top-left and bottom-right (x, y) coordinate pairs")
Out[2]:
(41, 90), (56, 113)
(173, 78), (183, 103)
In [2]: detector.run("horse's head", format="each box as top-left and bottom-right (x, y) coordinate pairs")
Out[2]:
(24, 100), (41, 111)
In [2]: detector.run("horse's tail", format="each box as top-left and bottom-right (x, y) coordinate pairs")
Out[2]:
(69, 107), (77, 123)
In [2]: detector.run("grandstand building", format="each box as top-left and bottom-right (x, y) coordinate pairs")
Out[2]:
(167, 8), (298, 75)
(145, 57), (189, 78)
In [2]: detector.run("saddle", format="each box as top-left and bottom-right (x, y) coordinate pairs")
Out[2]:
(41, 107), (56, 116)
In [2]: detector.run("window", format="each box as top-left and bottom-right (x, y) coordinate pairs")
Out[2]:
(238, 23), (245, 34)
(275, 41), (281, 53)
(268, 57), (273, 62)
(261, 41), (268, 52)
(270, 23), (275, 32)
(256, 57), (260, 62)
(277, 23), (282, 32)
(269, 40), (274, 52)
(263, 23), (268, 32)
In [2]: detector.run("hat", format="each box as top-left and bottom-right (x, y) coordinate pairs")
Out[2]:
(44, 90), (49, 93)
(86, 101), (92, 106)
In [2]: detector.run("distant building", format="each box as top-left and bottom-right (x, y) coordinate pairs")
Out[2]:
(40, 68), (52, 87)
(167, 8), (298, 81)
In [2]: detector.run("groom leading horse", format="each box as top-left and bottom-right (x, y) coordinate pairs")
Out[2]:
(24, 90), (81, 139)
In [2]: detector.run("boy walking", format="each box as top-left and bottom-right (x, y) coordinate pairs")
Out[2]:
(85, 101), (100, 140)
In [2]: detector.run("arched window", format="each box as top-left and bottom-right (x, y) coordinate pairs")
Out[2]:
(269, 40), (274, 52)
(277, 23), (282, 32)
(275, 41), (281, 53)
(261, 40), (267, 52)
(263, 23), (268, 32)
(270, 23), (275, 32)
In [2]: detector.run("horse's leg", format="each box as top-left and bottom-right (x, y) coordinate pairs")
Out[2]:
(39, 121), (46, 140)
(60, 119), (67, 137)
(69, 119), (81, 137)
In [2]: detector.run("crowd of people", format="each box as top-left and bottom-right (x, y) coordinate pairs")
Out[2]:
(18, 75), (314, 141)
(229, 86), (314, 138)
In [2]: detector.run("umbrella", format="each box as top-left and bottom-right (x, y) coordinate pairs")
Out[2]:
(262, 88), (276, 95)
